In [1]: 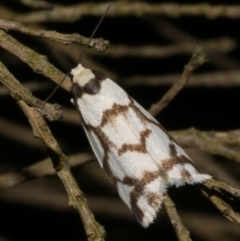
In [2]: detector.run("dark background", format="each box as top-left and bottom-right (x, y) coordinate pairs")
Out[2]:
(0, 1), (240, 241)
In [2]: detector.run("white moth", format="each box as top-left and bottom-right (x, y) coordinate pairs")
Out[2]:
(70, 63), (212, 228)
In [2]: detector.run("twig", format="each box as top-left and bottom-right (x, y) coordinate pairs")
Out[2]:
(171, 128), (240, 164)
(14, 98), (105, 240)
(164, 194), (192, 241)
(0, 19), (109, 51)
(0, 29), (72, 92)
(204, 179), (240, 198)
(149, 45), (208, 116)
(201, 185), (240, 226)
(10, 3), (240, 23)
(0, 152), (95, 189)
(0, 61), (63, 121)
(91, 38), (236, 58)
(122, 70), (240, 88)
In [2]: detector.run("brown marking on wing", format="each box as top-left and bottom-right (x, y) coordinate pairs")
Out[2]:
(162, 143), (192, 171)
(118, 129), (152, 156)
(129, 187), (144, 223)
(161, 143), (205, 174)
(101, 103), (129, 127)
(181, 169), (192, 182)
(128, 96), (175, 142)
(121, 170), (164, 223)
(147, 192), (162, 208)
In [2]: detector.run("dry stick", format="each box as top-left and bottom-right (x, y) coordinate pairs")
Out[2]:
(0, 19), (109, 51)
(0, 29), (71, 92)
(12, 3), (240, 23)
(149, 45), (208, 116)
(91, 37), (236, 58)
(0, 61), (63, 121)
(203, 179), (240, 227)
(204, 179), (240, 198)
(171, 128), (240, 164)
(164, 194), (192, 241)
(13, 98), (105, 241)
(122, 70), (240, 88)
(201, 187), (240, 226)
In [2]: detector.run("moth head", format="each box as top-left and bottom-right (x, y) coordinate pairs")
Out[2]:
(71, 63), (107, 97)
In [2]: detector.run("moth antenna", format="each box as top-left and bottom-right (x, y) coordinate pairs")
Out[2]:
(43, 74), (69, 107)
(42, 4), (111, 109)
(79, 4), (112, 63)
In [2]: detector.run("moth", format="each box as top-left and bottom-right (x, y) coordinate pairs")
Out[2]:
(70, 63), (212, 227)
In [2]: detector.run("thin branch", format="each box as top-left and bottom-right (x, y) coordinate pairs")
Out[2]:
(149, 45), (208, 116)
(91, 37), (236, 58)
(201, 185), (240, 226)
(163, 194), (192, 241)
(10, 3), (240, 23)
(0, 19), (109, 51)
(171, 128), (240, 164)
(204, 179), (240, 199)
(0, 153), (95, 189)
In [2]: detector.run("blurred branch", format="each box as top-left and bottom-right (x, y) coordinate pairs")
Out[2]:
(148, 18), (240, 70)
(0, 19), (109, 51)
(92, 37), (236, 58)
(171, 128), (240, 164)
(0, 153), (95, 189)
(164, 194), (192, 241)
(10, 3), (240, 23)
(122, 71), (240, 88)
(20, 0), (54, 10)
(0, 81), (52, 96)
(0, 117), (44, 149)
(149, 45), (207, 116)
(20, 0), (53, 10)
